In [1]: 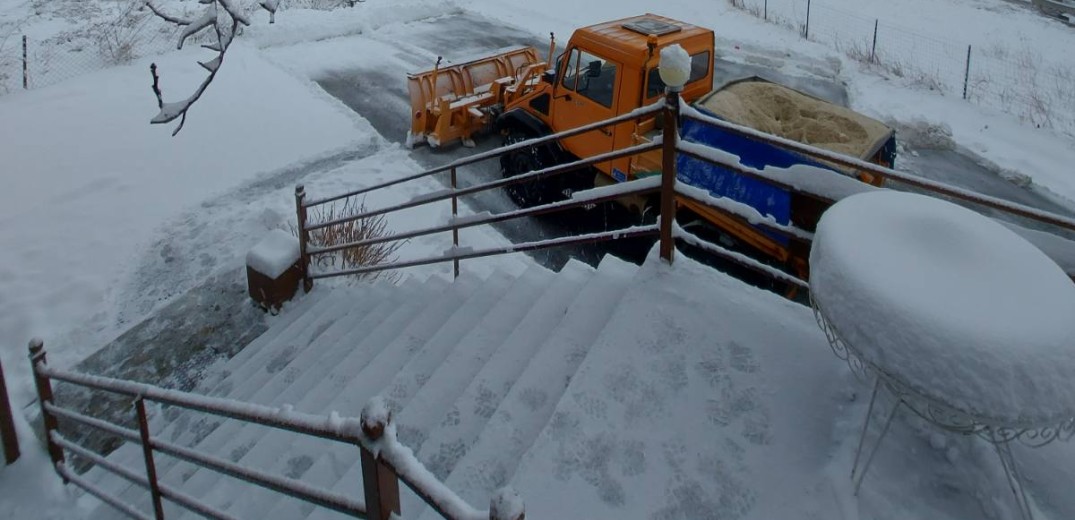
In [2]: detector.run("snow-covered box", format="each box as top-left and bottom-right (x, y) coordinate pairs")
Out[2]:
(246, 229), (303, 311)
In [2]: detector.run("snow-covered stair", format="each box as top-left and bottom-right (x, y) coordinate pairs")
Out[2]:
(84, 257), (643, 520)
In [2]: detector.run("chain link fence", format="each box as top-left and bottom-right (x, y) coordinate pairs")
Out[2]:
(0, 0), (259, 95)
(1, 0), (365, 96)
(731, 0), (1075, 137)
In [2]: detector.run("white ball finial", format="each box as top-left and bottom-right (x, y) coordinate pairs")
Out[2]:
(659, 44), (691, 91)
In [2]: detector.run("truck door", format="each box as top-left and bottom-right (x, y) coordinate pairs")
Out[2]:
(553, 47), (619, 175)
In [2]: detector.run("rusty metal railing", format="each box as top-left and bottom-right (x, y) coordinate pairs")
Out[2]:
(296, 89), (1075, 294)
(0, 356), (18, 465)
(27, 339), (525, 520)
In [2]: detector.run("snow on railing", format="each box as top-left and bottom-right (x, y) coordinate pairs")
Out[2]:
(673, 222), (810, 290)
(674, 182), (815, 242)
(680, 102), (1075, 233)
(28, 338), (513, 520)
(299, 88), (1075, 291)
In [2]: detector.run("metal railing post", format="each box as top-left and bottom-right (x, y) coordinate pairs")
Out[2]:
(659, 88), (681, 264)
(450, 167), (460, 279)
(27, 339), (66, 476)
(22, 35), (28, 90)
(295, 185), (313, 293)
(360, 408), (400, 520)
(963, 45), (972, 100)
(870, 20), (878, 63)
(0, 357), (19, 464)
(135, 397), (165, 520)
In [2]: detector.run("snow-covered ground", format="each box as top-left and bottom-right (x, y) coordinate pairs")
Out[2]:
(1, 0), (1074, 518)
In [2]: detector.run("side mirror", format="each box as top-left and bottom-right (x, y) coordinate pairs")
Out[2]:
(542, 69), (556, 84)
(586, 60), (602, 78)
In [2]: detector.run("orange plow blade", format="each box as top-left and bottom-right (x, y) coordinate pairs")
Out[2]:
(407, 46), (543, 149)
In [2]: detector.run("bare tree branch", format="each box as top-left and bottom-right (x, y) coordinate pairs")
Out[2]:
(145, 0), (278, 135)
(150, 62), (163, 109)
(144, 1), (192, 26)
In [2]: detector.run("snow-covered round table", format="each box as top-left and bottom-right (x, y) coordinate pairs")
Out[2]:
(809, 191), (1075, 520)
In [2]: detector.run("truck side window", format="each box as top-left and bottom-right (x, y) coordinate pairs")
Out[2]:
(646, 51), (712, 98)
(561, 48), (618, 108)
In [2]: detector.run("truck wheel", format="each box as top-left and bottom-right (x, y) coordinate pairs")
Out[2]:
(500, 129), (561, 207)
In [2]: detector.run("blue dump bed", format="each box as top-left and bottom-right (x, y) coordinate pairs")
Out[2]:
(674, 77), (897, 245)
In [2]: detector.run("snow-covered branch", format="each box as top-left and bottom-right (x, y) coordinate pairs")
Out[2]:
(145, 0), (278, 135)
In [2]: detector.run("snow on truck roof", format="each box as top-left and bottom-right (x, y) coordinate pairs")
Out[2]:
(575, 14), (712, 61)
(698, 78), (895, 160)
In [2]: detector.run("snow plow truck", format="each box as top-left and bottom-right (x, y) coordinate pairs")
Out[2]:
(406, 14), (896, 281)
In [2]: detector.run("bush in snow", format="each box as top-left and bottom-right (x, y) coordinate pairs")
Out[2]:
(93, 0), (157, 64)
(293, 197), (405, 283)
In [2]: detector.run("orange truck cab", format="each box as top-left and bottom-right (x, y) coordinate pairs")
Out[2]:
(494, 14), (715, 205)
(407, 14), (896, 283)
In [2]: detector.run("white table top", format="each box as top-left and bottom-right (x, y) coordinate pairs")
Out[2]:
(810, 191), (1075, 428)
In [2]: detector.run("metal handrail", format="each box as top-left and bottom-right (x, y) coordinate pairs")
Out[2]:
(52, 433), (240, 520)
(311, 178), (663, 257)
(306, 141), (661, 232)
(312, 225), (659, 280)
(46, 403), (365, 518)
(680, 104), (1075, 233)
(304, 100), (666, 208)
(38, 364), (362, 444)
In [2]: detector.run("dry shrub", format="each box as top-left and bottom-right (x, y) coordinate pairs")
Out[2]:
(297, 197), (405, 283)
(93, 0), (156, 64)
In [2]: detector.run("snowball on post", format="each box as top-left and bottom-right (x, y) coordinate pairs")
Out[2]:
(659, 44), (691, 91)
(489, 487), (525, 520)
(361, 396), (392, 441)
(246, 228), (303, 312)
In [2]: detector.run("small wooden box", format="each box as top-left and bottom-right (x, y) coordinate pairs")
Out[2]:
(247, 260), (302, 312)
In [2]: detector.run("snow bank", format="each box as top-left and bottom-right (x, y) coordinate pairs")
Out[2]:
(811, 191), (1075, 425)
(0, 42), (364, 432)
(246, 229), (300, 278)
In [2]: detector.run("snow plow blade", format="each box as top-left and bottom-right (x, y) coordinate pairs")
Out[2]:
(407, 46), (546, 149)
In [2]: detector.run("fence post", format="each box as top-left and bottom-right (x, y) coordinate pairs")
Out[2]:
(870, 20), (878, 63)
(27, 339), (66, 478)
(804, 0), (811, 39)
(294, 185), (312, 293)
(22, 35), (28, 90)
(0, 357), (19, 464)
(360, 404), (400, 520)
(135, 397), (165, 520)
(450, 167), (460, 279)
(659, 88), (680, 264)
(764, 0), (768, 20)
(963, 45), (972, 100)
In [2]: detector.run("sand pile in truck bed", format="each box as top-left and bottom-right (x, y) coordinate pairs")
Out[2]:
(698, 81), (891, 158)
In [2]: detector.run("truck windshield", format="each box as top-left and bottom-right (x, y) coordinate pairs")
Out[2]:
(562, 48), (618, 108)
(646, 51), (711, 98)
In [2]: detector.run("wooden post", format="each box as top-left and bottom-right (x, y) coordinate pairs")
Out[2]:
(804, 0), (811, 39)
(764, 0), (768, 20)
(870, 20), (878, 63)
(963, 45), (972, 100)
(659, 88), (680, 264)
(450, 167), (460, 279)
(135, 398), (165, 520)
(0, 357), (19, 464)
(22, 35), (28, 90)
(27, 339), (65, 475)
(360, 404), (400, 520)
(295, 185), (312, 293)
